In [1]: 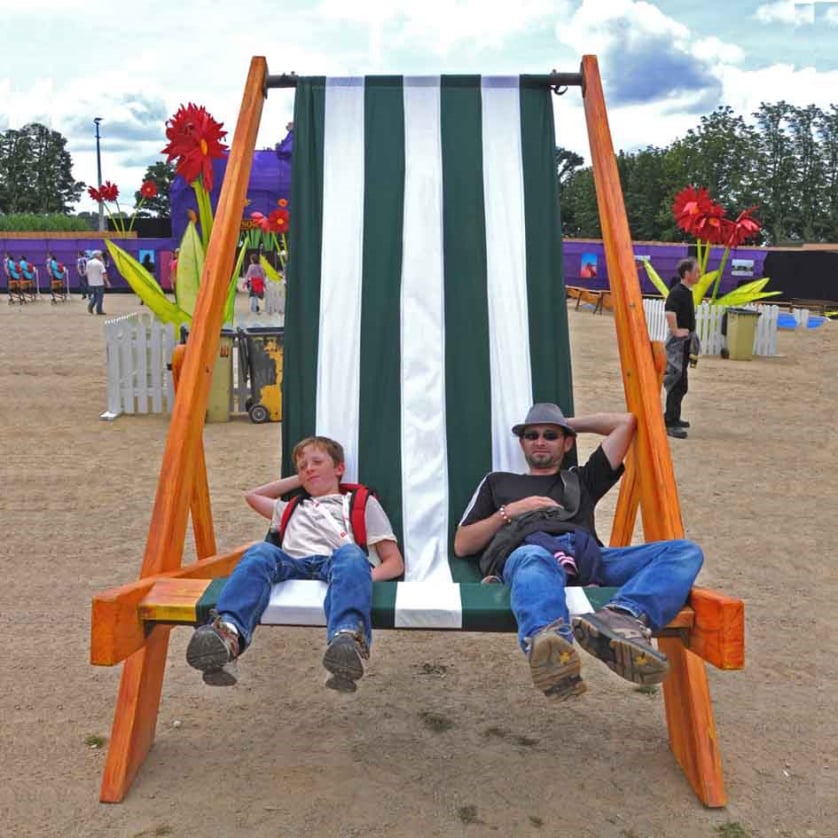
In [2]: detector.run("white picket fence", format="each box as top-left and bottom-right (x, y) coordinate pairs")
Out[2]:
(101, 313), (177, 420)
(642, 299), (780, 357)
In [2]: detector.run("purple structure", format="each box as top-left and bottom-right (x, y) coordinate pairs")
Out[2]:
(563, 239), (770, 298)
(170, 130), (293, 244)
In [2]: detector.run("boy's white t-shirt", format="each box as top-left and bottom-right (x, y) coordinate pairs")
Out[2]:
(269, 494), (396, 565)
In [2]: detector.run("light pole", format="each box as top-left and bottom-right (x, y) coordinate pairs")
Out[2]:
(94, 117), (104, 232)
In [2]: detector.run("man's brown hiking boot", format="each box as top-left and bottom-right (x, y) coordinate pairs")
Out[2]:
(527, 620), (586, 701)
(572, 607), (669, 685)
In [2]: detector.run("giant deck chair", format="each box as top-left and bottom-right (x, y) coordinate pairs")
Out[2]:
(90, 56), (744, 807)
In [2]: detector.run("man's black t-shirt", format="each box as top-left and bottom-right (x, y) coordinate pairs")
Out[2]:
(459, 446), (624, 546)
(665, 281), (695, 332)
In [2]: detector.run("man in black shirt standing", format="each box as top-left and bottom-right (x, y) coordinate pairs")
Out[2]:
(664, 257), (700, 438)
(454, 403), (703, 702)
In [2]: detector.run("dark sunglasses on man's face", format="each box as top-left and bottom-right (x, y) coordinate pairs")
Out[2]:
(522, 429), (562, 441)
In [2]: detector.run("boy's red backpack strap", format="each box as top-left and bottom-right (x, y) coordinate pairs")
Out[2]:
(338, 482), (377, 553)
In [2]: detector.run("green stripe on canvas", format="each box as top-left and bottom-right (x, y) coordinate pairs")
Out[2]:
(358, 77), (405, 546)
(519, 76), (573, 418)
(440, 76), (492, 583)
(196, 578), (228, 624)
(282, 77), (326, 472)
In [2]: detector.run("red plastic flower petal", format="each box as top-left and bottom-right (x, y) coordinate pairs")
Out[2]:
(266, 208), (290, 233)
(99, 181), (119, 202)
(724, 207), (762, 247)
(672, 186), (723, 236)
(87, 185), (103, 202)
(161, 103), (228, 192)
(140, 180), (158, 199)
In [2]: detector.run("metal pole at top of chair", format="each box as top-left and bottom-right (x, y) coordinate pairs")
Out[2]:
(263, 70), (584, 94)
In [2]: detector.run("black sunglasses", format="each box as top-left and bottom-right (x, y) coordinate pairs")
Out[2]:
(522, 429), (562, 441)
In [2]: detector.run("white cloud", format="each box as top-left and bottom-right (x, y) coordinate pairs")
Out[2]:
(753, 1), (811, 26)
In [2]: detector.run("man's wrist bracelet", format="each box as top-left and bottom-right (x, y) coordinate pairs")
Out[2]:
(498, 505), (512, 525)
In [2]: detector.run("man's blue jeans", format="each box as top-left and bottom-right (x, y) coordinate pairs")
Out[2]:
(501, 538), (703, 652)
(216, 541), (372, 651)
(89, 285), (105, 313)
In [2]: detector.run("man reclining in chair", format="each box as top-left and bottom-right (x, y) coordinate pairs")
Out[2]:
(186, 435), (404, 692)
(454, 404), (702, 701)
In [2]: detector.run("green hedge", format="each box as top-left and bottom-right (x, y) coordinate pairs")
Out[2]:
(0, 214), (92, 232)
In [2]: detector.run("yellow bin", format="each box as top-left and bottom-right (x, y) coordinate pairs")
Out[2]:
(726, 308), (761, 361)
(206, 330), (235, 422)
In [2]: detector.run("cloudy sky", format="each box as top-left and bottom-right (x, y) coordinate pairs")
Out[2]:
(1, 0), (836, 213)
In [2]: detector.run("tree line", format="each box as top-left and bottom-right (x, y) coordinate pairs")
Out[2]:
(560, 101), (838, 246)
(0, 122), (173, 221)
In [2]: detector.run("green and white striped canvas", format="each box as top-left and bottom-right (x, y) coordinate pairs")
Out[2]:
(272, 75), (578, 629)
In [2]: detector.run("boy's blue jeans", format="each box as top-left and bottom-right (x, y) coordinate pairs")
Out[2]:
(216, 541), (372, 651)
(501, 538), (703, 652)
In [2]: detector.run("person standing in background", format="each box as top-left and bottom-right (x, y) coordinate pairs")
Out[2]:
(85, 250), (110, 315)
(76, 250), (89, 299)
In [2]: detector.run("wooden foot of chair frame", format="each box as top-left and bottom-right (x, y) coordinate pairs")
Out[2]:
(90, 56), (745, 806)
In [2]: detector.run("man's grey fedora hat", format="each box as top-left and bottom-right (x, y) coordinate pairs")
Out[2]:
(511, 403), (577, 437)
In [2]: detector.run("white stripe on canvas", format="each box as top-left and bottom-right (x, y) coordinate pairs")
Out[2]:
(400, 77), (452, 584)
(482, 77), (532, 474)
(394, 581), (463, 629)
(316, 78), (365, 481)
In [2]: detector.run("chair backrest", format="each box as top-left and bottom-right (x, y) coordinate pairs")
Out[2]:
(283, 75), (573, 584)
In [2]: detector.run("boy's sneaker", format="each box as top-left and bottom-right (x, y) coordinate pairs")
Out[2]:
(186, 616), (241, 687)
(527, 619), (586, 701)
(323, 631), (368, 693)
(572, 607), (670, 685)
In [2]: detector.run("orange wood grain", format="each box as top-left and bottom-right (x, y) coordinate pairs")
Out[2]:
(659, 636), (727, 808)
(689, 587), (745, 670)
(582, 56), (734, 807)
(171, 344), (217, 558)
(91, 544), (253, 665)
(138, 578), (211, 623)
(98, 56), (268, 803)
(100, 626), (172, 803)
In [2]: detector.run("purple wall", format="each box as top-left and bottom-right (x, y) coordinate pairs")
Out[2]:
(1, 236), (176, 292)
(563, 239), (770, 297)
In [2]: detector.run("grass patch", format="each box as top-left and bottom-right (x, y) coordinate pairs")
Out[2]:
(457, 805), (480, 825)
(419, 710), (454, 733)
(419, 662), (448, 676)
(84, 734), (107, 749)
(634, 685), (659, 696)
(715, 823), (750, 838)
(482, 726), (508, 739)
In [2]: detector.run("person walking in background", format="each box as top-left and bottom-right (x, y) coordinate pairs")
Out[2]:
(663, 257), (700, 439)
(85, 250), (110, 315)
(244, 253), (266, 314)
(76, 250), (89, 299)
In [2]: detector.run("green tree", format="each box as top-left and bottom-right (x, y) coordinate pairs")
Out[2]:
(555, 146), (584, 187)
(0, 123), (84, 213)
(752, 102), (797, 244)
(817, 105), (838, 241)
(789, 104), (827, 241)
(134, 160), (175, 217)
(560, 167), (600, 238)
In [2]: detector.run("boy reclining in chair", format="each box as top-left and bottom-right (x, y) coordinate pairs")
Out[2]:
(186, 435), (404, 692)
(454, 404), (702, 701)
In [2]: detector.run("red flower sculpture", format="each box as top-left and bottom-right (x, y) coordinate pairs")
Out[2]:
(162, 103), (228, 192)
(672, 186), (722, 237)
(87, 185), (103, 203)
(140, 180), (158, 199)
(266, 208), (290, 233)
(99, 181), (119, 202)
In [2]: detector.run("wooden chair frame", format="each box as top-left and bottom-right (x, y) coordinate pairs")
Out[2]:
(90, 55), (744, 806)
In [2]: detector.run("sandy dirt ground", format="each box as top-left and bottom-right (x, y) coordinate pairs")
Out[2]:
(1, 289), (835, 838)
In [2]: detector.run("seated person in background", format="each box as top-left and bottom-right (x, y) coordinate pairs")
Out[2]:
(186, 435), (404, 692)
(454, 403), (703, 701)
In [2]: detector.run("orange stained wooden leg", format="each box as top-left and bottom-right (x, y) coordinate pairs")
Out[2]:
(610, 446), (639, 548)
(171, 344), (216, 559)
(100, 626), (172, 803)
(97, 55), (268, 803)
(658, 636), (727, 808)
(689, 587), (745, 670)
